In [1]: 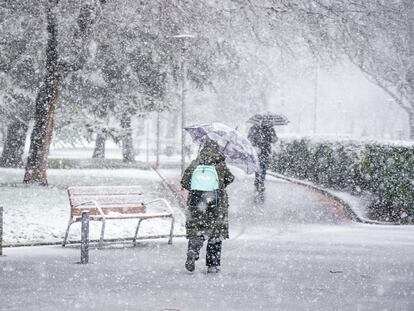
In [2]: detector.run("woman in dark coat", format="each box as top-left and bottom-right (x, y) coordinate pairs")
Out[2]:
(181, 140), (234, 273)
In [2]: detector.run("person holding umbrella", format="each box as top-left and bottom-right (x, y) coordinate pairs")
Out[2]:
(182, 122), (259, 273)
(247, 112), (288, 202)
(181, 139), (234, 273)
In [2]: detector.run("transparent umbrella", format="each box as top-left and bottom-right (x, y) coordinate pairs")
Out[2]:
(185, 122), (259, 174)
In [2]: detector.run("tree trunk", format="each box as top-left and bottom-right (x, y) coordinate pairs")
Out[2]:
(0, 120), (28, 168)
(166, 113), (178, 139)
(23, 5), (60, 185)
(92, 133), (106, 159)
(121, 113), (135, 163)
(23, 1), (106, 185)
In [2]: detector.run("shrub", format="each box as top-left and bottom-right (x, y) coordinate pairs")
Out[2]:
(359, 145), (414, 223)
(272, 139), (414, 223)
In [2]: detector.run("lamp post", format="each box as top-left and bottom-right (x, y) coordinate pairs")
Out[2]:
(386, 99), (394, 139)
(171, 34), (196, 176)
(156, 110), (160, 169)
(313, 63), (319, 136)
(336, 100), (343, 136)
(180, 57), (187, 176)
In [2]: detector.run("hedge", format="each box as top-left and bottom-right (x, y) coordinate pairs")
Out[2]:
(271, 138), (414, 223)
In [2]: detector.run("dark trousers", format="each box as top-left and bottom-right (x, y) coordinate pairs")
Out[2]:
(254, 160), (267, 193)
(187, 236), (222, 267)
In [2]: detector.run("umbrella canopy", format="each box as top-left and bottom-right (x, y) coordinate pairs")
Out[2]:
(185, 122), (259, 174)
(248, 111), (289, 126)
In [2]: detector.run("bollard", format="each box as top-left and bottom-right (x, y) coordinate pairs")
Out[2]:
(0, 206), (3, 256)
(80, 211), (89, 264)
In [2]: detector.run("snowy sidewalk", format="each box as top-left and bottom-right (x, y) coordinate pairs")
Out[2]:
(1, 169), (414, 310)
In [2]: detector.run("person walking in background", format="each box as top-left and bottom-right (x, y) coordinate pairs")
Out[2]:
(248, 122), (277, 201)
(181, 139), (234, 273)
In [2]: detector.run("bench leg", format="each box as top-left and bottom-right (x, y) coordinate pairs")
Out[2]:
(62, 218), (74, 247)
(133, 219), (143, 247)
(168, 217), (175, 245)
(99, 218), (106, 249)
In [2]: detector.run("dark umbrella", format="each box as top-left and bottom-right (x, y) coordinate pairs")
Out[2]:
(248, 111), (289, 126)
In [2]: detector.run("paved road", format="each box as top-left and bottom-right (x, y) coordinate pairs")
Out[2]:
(1, 171), (414, 311)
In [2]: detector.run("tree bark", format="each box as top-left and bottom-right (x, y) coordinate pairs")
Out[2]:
(166, 113), (178, 139)
(24, 4), (60, 185)
(121, 113), (135, 163)
(0, 120), (28, 168)
(92, 133), (106, 159)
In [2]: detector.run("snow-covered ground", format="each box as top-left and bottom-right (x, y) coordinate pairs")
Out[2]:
(1, 167), (414, 310)
(0, 168), (185, 245)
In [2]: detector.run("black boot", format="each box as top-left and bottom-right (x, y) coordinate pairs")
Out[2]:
(206, 239), (222, 273)
(254, 190), (265, 204)
(185, 251), (196, 272)
(207, 266), (220, 273)
(185, 237), (204, 272)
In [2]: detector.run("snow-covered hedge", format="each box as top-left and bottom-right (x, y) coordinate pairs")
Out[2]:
(271, 139), (414, 223)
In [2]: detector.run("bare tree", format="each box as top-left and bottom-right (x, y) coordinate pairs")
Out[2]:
(267, 0), (414, 139)
(339, 0), (414, 139)
(248, 0), (414, 138)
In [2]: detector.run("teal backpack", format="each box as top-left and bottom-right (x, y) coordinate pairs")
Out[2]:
(190, 165), (219, 191)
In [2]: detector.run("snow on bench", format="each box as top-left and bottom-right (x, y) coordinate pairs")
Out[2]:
(62, 186), (175, 248)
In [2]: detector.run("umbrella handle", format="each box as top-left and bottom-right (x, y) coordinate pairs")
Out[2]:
(222, 141), (230, 152)
(222, 126), (238, 152)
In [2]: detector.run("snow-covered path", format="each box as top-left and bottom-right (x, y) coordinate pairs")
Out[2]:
(1, 170), (414, 311)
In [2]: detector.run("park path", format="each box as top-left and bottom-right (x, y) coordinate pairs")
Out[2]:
(1, 168), (414, 311)
(161, 167), (351, 240)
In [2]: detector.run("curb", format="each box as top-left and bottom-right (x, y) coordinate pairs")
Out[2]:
(1, 234), (187, 249)
(267, 172), (394, 225)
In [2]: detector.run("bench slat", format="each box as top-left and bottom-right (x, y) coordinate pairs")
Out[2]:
(71, 206), (146, 217)
(68, 186), (143, 196)
(70, 195), (144, 207)
(74, 212), (172, 220)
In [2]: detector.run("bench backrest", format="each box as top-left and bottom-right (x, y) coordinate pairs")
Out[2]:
(68, 186), (145, 216)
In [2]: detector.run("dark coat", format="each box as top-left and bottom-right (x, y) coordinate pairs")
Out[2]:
(181, 142), (234, 240)
(248, 125), (277, 165)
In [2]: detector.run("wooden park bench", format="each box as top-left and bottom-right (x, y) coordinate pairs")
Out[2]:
(62, 186), (175, 248)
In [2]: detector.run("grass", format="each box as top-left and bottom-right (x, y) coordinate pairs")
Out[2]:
(47, 158), (152, 169)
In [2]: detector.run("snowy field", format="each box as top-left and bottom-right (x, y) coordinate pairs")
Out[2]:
(1, 168), (414, 310)
(0, 167), (186, 245)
